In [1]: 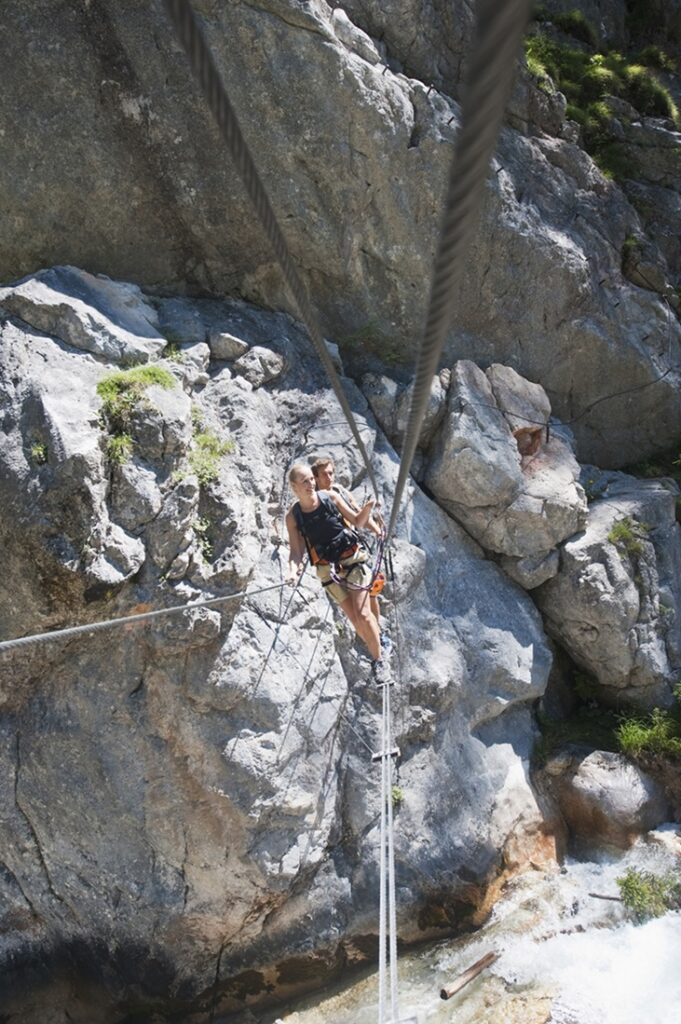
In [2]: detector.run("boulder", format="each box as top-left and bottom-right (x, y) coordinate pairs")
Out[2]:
(233, 345), (287, 387)
(543, 748), (671, 851)
(0, 266), (165, 363)
(362, 371), (446, 451)
(208, 330), (250, 361)
(425, 361), (587, 573)
(126, 382), (192, 461)
(109, 458), (163, 532)
(536, 473), (681, 708)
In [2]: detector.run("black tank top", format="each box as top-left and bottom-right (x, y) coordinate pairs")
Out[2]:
(295, 493), (358, 563)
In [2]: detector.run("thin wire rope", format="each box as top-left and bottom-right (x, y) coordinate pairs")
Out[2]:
(386, 0), (533, 543)
(385, 676), (399, 1020)
(162, 0), (379, 499)
(378, 686), (388, 1024)
(0, 582), (288, 655)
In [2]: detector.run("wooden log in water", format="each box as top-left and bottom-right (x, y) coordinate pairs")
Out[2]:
(440, 950), (500, 1000)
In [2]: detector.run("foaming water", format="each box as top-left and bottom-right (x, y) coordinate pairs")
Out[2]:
(265, 837), (681, 1024)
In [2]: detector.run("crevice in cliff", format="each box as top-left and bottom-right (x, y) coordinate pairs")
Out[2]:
(407, 98), (422, 150)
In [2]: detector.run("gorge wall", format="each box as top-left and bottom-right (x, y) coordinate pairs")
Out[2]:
(1, 1), (681, 1021)
(1, 0), (680, 464)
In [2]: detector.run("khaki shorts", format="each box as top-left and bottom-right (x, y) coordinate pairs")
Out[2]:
(315, 547), (370, 605)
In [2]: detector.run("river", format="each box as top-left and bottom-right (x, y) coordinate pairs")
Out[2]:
(243, 830), (681, 1024)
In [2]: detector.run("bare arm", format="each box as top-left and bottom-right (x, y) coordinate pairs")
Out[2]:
(285, 508), (307, 584)
(329, 490), (375, 531)
(338, 486), (382, 536)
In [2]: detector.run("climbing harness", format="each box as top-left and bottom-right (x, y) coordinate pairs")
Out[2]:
(292, 494), (388, 597)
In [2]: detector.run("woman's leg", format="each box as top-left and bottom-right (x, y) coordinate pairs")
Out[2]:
(347, 587), (380, 660)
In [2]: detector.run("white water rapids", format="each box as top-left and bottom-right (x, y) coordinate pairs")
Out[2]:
(255, 832), (681, 1024)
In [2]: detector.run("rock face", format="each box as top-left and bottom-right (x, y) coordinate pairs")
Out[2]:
(536, 471), (681, 709)
(0, 266), (166, 363)
(0, 273), (555, 1021)
(1, 1), (680, 465)
(425, 361), (587, 587)
(542, 747), (671, 851)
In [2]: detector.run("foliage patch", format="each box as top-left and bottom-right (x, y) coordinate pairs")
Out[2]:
(30, 441), (48, 465)
(617, 867), (681, 921)
(524, 23), (680, 178)
(97, 365), (176, 434)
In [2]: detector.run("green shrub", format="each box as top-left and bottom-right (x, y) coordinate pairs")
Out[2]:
(617, 867), (681, 921)
(187, 409), (235, 486)
(163, 342), (184, 363)
(391, 786), (404, 808)
(622, 234), (642, 268)
(553, 9), (598, 46)
(637, 45), (676, 73)
(30, 441), (48, 465)
(616, 707), (681, 758)
(524, 29), (680, 178)
(623, 64), (679, 120)
(106, 433), (134, 466)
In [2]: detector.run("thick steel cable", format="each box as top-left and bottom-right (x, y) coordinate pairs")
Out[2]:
(0, 582), (287, 654)
(162, 0), (379, 499)
(386, 0), (532, 542)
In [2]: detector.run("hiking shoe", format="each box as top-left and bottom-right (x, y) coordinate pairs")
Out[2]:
(371, 658), (391, 685)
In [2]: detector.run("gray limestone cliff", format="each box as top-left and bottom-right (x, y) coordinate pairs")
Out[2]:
(1, 0), (680, 465)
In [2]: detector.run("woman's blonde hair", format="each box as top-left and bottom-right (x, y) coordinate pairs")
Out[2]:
(288, 462), (311, 485)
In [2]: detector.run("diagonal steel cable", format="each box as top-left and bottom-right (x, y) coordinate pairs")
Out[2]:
(0, 582), (288, 654)
(162, 0), (379, 499)
(386, 0), (532, 542)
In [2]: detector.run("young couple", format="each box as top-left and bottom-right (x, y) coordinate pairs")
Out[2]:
(285, 457), (389, 665)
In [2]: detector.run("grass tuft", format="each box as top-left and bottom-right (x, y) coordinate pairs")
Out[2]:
(607, 516), (649, 558)
(187, 406), (235, 487)
(97, 365), (176, 434)
(106, 433), (134, 466)
(30, 441), (48, 466)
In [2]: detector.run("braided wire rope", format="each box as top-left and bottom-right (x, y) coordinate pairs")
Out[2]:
(0, 582), (287, 655)
(162, 0), (379, 500)
(386, 0), (533, 543)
